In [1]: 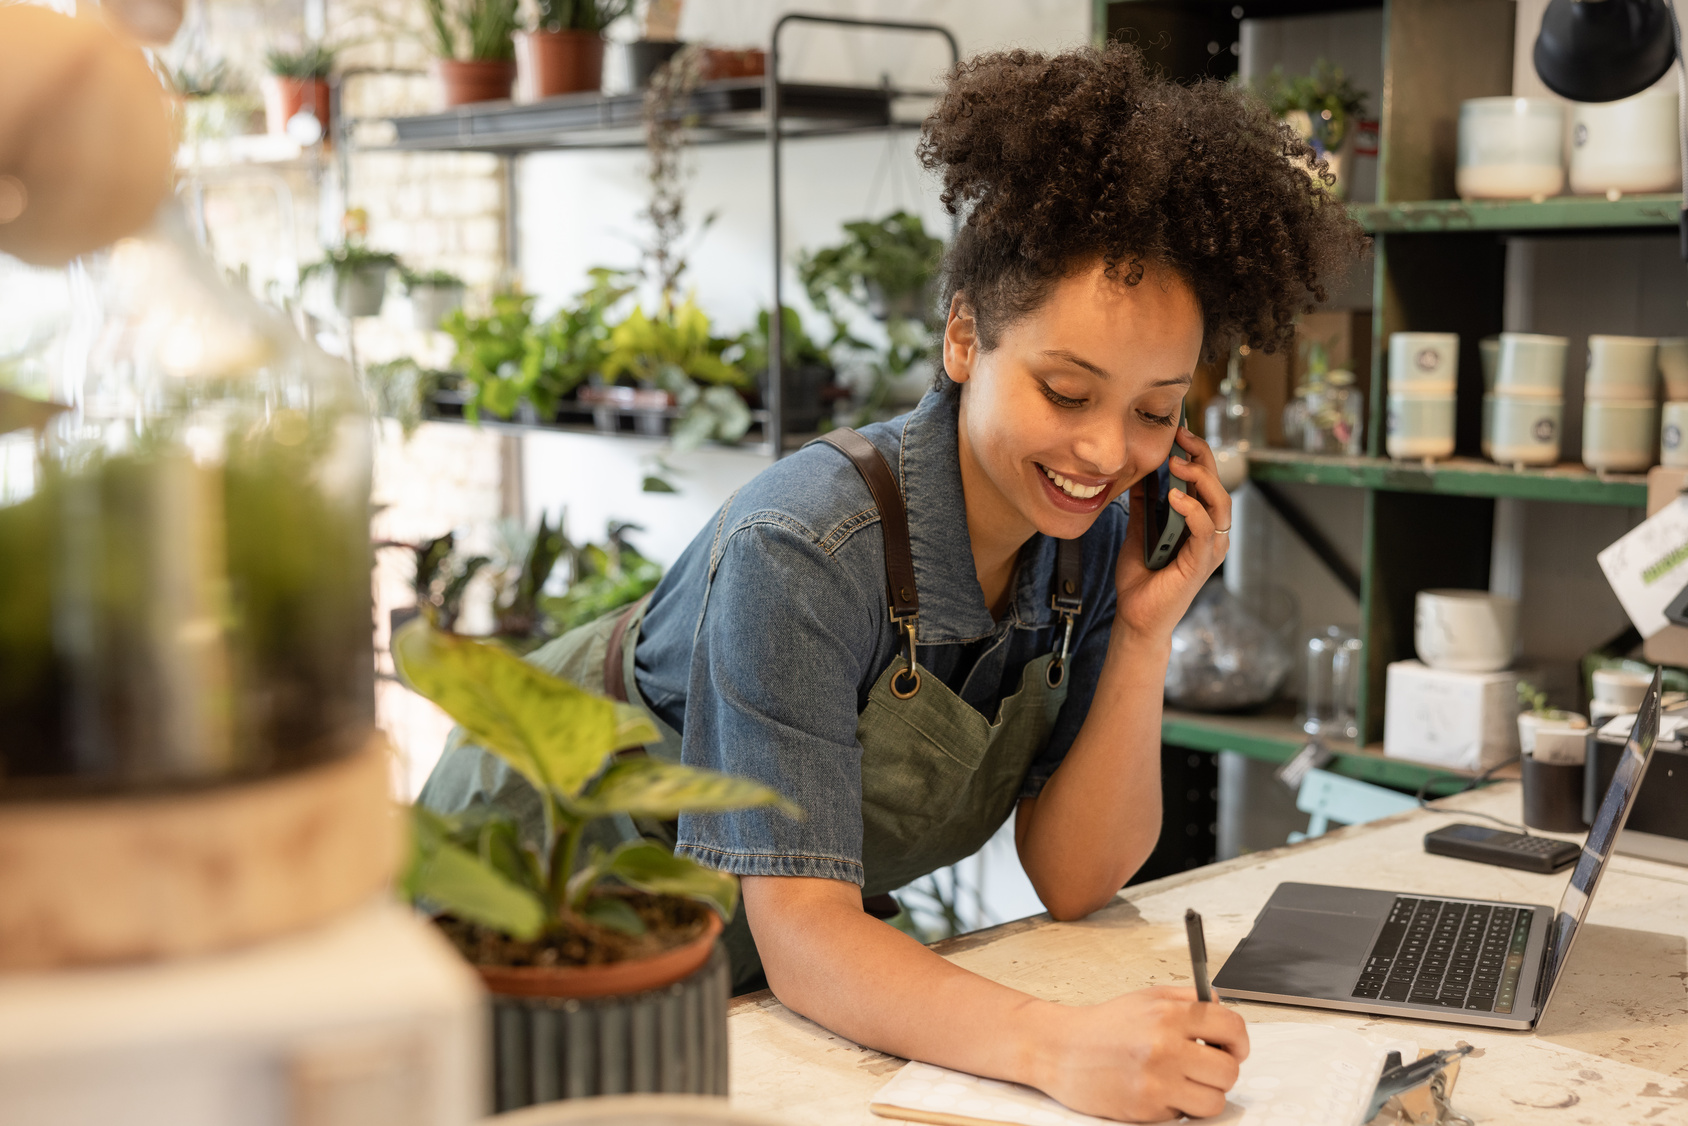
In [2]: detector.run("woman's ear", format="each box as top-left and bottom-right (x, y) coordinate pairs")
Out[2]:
(942, 295), (979, 385)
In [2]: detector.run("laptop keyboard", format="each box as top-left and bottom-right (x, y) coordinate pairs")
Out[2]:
(1350, 897), (1532, 1014)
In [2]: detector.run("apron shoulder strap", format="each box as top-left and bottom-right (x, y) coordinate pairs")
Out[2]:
(818, 428), (922, 699)
(817, 429), (918, 623)
(1052, 535), (1084, 615)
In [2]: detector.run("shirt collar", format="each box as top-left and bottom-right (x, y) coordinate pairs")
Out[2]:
(898, 387), (1058, 643)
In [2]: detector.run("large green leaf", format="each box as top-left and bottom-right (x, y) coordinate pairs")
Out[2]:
(392, 618), (658, 799)
(575, 757), (803, 821)
(582, 895), (647, 936)
(406, 806), (548, 940)
(605, 841), (740, 920)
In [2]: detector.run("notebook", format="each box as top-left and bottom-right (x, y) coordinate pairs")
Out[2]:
(869, 1022), (1416, 1126)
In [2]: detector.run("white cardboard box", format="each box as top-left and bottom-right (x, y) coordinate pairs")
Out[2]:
(1383, 659), (1520, 771)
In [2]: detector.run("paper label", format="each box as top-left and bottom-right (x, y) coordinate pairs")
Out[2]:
(1597, 496), (1688, 638)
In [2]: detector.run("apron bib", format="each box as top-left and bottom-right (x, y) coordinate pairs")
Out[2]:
(419, 428), (1088, 992)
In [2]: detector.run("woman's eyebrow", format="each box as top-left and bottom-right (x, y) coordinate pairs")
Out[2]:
(1040, 348), (1113, 379)
(1149, 373), (1194, 388)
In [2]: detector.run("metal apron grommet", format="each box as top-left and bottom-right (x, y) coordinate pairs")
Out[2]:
(1045, 659), (1065, 690)
(892, 665), (921, 699)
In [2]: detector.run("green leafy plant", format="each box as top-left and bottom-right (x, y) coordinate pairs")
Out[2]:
(729, 306), (831, 375)
(541, 521), (663, 633)
(364, 357), (454, 437)
(381, 532), (489, 632)
(300, 242), (403, 284)
(1516, 680), (1572, 721)
(396, 618), (801, 942)
(400, 267), (466, 292)
(798, 210), (944, 326)
(602, 299), (750, 451)
(1256, 60), (1368, 153)
(422, 0), (521, 61)
(265, 43), (338, 79)
(535, 0), (633, 32)
(490, 511), (569, 644)
(169, 58), (235, 97)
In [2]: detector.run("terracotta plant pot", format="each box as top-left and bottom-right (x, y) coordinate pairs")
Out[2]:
(262, 75), (330, 139)
(514, 29), (605, 102)
(479, 913), (729, 1110)
(435, 58), (516, 107)
(698, 47), (765, 81)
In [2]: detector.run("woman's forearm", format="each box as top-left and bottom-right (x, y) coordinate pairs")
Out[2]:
(743, 876), (1058, 1083)
(1016, 629), (1170, 918)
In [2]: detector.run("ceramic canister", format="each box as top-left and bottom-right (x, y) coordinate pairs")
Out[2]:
(1491, 396), (1563, 466)
(1480, 335), (1500, 393)
(1388, 332), (1459, 392)
(1457, 97), (1566, 200)
(1388, 392), (1456, 460)
(1494, 332), (1569, 398)
(1414, 588), (1519, 673)
(1584, 399), (1657, 471)
(1659, 337), (1688, 400)
(1570, 88), (1682, 195)
(1586, 334), (1659, 401)
(1663, 401), (1688, 468)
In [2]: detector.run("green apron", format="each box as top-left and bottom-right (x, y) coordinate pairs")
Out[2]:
(420, 430), (1085, 991)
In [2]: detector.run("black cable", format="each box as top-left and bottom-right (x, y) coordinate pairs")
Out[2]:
(1414, 756), (1535, 836)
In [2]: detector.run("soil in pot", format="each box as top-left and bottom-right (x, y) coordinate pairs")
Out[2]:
(436, 59), (516, 107)
(262, 76), (330, 139)
(515, 29), (604, 101)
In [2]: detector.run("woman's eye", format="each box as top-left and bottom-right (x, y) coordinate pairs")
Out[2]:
(1138, 409), (1177, 428)
(1039, 383), (1086, 408)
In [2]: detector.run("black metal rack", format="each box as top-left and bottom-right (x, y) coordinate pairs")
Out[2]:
(351, 15), (959, 457)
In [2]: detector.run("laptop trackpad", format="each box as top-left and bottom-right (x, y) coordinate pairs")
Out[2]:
(1217, 907), (1376, 998)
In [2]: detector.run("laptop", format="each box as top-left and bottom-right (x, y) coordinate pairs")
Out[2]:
(1212, 669), (1662, 1031)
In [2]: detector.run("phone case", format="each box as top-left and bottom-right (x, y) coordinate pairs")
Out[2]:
(1144, 403), (1191, 571)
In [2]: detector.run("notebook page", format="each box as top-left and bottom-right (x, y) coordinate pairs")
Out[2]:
(869, 1022), (1417, 1126)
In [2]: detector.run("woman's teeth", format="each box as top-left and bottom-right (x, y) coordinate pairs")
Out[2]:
(1042, 466), (1105, 499)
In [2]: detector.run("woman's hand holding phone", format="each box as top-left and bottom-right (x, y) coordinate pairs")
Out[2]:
(1114, 424), (1232, 647)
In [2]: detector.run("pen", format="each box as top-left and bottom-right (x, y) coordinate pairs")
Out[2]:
(1185, 908), (1213, 1003)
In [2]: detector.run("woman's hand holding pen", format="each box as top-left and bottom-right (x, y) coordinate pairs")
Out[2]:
(1025, 986), (1249, 1122)
(1115, 424), (1233, 647)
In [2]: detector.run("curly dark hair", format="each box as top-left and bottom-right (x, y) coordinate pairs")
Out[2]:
(917, 42), (1367, 365)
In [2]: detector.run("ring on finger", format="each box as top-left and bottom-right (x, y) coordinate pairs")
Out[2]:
(1214, 525), (1231, 534)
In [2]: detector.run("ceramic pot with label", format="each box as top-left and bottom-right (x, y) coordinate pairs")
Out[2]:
(1490, 395), (1563, 466)
(1414, 588), (1518, 673)
(1570, 89), (1681, 195)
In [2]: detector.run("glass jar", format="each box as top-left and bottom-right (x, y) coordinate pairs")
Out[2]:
(0, 207), (373, 797)
(1302, 370), (1365, 455)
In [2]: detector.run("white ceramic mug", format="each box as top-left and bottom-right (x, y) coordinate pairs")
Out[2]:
(1586, 334), (1659, 401)
(1388, 332), (1459, 392)
(1659, 337), (1688, 400)
(1583, 398), (1657, 471)
(1457, 97), (1566, 200)
(1592, 667), (1651, 709)
(1663, 401), (1688, 468)
(1387, 392), (1456, 460)
(1414, 588), (1519, 673)
(1494, 332), (1568, 398)
(1570, 89), (1682, 195)
(1491, 396), (1562, 466)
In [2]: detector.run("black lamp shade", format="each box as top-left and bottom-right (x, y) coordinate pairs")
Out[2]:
(1534, 0), (1677, 103)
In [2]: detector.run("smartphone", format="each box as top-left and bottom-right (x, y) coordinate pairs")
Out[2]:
(1143, 401), (1192, 571)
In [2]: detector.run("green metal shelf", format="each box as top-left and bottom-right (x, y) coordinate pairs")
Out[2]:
(1161, 708), (1489, 795)
(1352, 194), (1682, 235)
(1247, 451), (1649, 507)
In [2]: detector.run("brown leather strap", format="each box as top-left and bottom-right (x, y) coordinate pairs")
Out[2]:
(1052, 535), (1084, 615)
(818, 429), (919, 623)
(602, 594), (650, 704)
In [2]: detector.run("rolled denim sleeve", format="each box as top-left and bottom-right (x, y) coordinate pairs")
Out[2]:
(673, 515), (885, 886)
(1017, 505), (1128, 799)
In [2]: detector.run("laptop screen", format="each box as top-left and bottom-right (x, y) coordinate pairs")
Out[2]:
(1538, 670), (1661, 1006)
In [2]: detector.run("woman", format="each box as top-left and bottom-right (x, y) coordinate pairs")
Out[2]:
(423, 42), (1363, 1121)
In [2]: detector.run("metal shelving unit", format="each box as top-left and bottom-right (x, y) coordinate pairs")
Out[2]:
(1353, 193), (1684, 235)
(1246, 450), (1650, 507)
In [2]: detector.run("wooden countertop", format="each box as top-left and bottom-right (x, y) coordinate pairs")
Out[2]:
(724, 783), (1688, 1124)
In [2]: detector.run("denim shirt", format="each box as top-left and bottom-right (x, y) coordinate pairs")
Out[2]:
(633, 385), (1128, 887)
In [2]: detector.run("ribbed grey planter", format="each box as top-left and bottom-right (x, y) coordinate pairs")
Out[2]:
(491, 944), (730, 1112)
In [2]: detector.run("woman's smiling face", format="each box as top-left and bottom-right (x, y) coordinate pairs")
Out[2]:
(945, 259), (1205, 543)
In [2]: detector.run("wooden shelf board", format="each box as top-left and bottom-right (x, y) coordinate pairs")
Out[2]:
(1161, 706), (1498, 794)
(1352, 194), (1682, 235)
(1246, 450), (1648, 507)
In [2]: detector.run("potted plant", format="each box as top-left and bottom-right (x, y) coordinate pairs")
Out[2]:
(1257, 59), (1369, 199)
(423, 0), (522, 106)
(262, 42), (336, 140)
(514, 0), (632, 102)
(730, 306), (838, 434)
(394, 618), (799, 1109)
(167, 57), (260, 144)
(540, 520), (663, 633)
(401, 267), (467, 330)
(600, 298), (751, 449)
(302, 242), (402, 318)
(1516, 680), (1588, 757)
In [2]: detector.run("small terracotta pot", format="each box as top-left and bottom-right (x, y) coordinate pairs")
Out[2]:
(514, 29), (604, 101)
(262, 75), (330, 139)
(699, 47), (765, 80)
(477, 910), (722, 999)
(435, 58), (516, 107)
